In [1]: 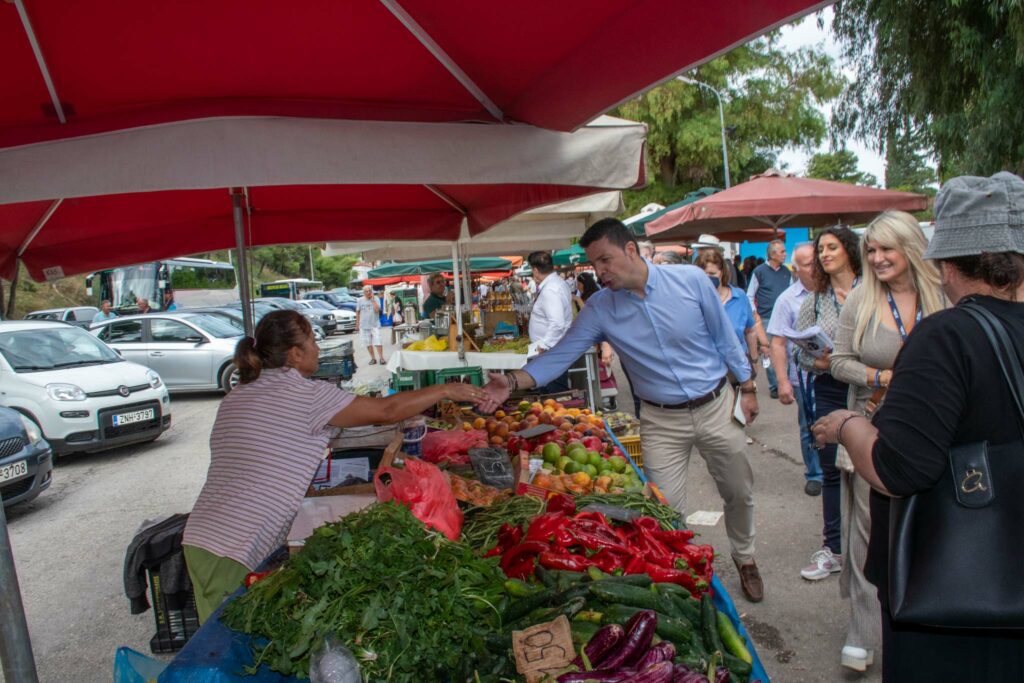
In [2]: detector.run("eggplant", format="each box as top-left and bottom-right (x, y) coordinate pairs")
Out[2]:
(571, 623), (625, 669)
(632, 641), (675, 671)
(713, 667), (730, 683)
(672, 666), (709, 683)
(557, 670), (632, 683)
(621, 661), (674, 683)
(598, 610), (657, 671)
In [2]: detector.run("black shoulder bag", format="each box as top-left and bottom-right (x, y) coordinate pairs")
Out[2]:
(888, 302), (1024, 627)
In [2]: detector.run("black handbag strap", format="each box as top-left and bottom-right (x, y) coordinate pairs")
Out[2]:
(961, 302), (1024, 430)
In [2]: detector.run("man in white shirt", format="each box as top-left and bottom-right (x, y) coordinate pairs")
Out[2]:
(526, 251), (574, 392)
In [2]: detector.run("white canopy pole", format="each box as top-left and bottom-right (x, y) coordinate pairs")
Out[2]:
(231, 189), (255, 336)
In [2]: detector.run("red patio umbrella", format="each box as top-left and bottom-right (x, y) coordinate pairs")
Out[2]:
(646, 169), (929, 242)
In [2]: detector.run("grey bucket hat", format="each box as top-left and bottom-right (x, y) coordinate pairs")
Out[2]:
(925, 171), (1024, 260)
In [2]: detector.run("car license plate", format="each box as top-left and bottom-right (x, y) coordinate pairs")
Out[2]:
(112, 408), (155, 426)
(0, 460), (28, 484)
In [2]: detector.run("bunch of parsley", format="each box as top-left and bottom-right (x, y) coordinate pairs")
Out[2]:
(223, 502), (513, 681)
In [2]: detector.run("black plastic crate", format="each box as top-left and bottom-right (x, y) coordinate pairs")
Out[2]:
(147, 566), (200, 654)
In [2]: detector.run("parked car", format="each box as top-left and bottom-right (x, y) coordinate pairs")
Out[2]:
(24, 306), (99, 328)
(0, 405), (53, 507)
(90, 312), (243, 392)
(296, 300), (356, 334)
(255, 297), (337, 335)
(0, 321), (171, 456)
(302, 291), (357, 312)
(221, 302), (326, 341)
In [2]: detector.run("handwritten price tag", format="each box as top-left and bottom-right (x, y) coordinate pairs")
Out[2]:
(512, 615), (575, 682)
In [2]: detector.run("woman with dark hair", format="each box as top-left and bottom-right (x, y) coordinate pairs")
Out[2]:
(574, 271), (600, 312)
(794, 225), (862, 582)
(813, 172), (1024, 682)
(182, 310), (487, 623)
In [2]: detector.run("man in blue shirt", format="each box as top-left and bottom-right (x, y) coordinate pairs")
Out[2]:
(481, 219), (765, 602)
(93, 300), (117, 322)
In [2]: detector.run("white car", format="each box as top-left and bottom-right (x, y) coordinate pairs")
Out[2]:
(0, 321), (171, 456)
(296, 300), (356, 334)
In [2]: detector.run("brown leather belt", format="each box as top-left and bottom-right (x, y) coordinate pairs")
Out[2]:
(643, 377), (728, 411)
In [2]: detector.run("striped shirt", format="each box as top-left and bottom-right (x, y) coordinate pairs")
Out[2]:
(182, 367), (354, 569)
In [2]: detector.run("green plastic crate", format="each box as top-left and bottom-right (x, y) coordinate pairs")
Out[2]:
(390, 369), (434, 392)
(432, 366), (484, 387)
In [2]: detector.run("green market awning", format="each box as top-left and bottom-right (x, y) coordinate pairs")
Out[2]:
(625, 187), (719, 236)
(552, 243), (588, 266)
(367, 257), (513, 278)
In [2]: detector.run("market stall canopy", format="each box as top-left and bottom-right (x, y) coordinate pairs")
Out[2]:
(0, 117), (645, 281)
(553, 243), (588, 266)
(367, 257), (513, 278)
(626, 187), (718, 236)
(322, 191), (624, 261)
(646, 169), (930, 241)
(1, 0), (828, 145)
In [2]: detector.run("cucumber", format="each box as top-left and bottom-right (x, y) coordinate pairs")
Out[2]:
(552, 570), (587, 591)
(535, 564), (558, 590)
(504, 578), (544, 598)
(501, 588), (554, 624)
(700, 594), (726, 655)
(598, 604), (693, 644)
(549, 583), (591, 605)
(652, 582), (691, 598)
(717, 611), (753, 664)
(594, 573), (653, 587)
(670, 593), (702, 623)
(589, 582), (669, 612)
(722, 651), (753, 679)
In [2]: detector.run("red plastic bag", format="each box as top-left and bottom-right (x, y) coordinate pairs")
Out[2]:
(374, 457), (464, 540)
(421, 429), (488, 466)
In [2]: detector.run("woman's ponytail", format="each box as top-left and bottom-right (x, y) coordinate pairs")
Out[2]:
(234, 335), (263, 383)
(233, 310), (313, 384)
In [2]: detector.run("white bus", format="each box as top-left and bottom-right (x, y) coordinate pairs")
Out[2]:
(86, 257), (238, 312)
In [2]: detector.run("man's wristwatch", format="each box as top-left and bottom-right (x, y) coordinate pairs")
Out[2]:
(739, 381), (757, 395)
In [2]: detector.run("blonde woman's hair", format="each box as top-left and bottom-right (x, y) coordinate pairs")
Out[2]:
(852, 211), (945, 354)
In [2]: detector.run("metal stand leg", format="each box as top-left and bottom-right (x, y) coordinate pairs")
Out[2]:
(0, 504), (38, 682)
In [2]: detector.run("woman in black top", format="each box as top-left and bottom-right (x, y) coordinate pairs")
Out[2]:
(812, 172), (1024, 682)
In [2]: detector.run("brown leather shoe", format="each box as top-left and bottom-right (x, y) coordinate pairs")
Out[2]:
(734, 559), (764, 602)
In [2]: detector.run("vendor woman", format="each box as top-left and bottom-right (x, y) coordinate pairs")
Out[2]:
(183, 310), (488, 622)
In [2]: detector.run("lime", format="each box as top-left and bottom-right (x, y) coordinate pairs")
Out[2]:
(566, 443), (586, 458)
(583, 464), (598, 477)
(586, 451), (603, 468)
(607, 455), (627, 473)
(564, 461), (582, 474)
(542, 443), (562, 463)
(556, 456), (572, 472)
(571, 450), (589, 465)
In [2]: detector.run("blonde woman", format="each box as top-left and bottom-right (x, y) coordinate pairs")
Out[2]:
(829, 211), (945, 671)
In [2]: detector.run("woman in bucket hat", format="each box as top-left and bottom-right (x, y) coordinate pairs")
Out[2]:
(813, 172), (1024, 681)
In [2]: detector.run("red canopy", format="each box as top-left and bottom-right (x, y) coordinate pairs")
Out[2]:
(646, 169), (930, 241)
(1, 1), (824, 145)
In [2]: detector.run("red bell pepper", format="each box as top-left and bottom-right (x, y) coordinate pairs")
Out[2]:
(570, 528), (633, 555)
(546, 495), (576, 515)
(499, 540), (549, 575)
(574, 510), (611, 526)
(589, 548), (628, 574)
(624, 555), (647, 575)
(653, 529), (695, 552)
(524, 512), (567, 543)
(633, 516), (661, 532)
(538, 551), (591, 572)
(505, 556), (536, 579)
(644, 562), (701, 595)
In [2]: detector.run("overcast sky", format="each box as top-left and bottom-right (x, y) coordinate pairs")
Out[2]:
(774, 8), (886, 183)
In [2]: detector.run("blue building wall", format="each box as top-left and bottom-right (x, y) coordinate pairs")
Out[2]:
(737, 228), (811, 261)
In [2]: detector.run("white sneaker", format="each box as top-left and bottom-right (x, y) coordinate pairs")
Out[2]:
(841, 645), (874, 671)
(800, 548), (842, 580)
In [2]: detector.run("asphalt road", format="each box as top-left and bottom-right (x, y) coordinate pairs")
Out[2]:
(2, 331), (881, 682)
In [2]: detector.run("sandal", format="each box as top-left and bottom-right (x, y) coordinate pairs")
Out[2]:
(368, 359), (377, 365)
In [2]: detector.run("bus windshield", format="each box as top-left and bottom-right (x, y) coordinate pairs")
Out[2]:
(108, 263), (160, 309)
(92, 258), (238, 312)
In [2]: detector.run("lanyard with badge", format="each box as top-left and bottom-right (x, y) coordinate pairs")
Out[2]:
(885, 290), (922, 343)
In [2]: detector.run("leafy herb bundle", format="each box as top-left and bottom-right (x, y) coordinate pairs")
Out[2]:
(223, 502), (511, 680)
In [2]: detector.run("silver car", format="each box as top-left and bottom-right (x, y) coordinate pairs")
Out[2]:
(296, 300), (356, 334)
(24, 306), (100, 328)
(90, 313), (242, 392)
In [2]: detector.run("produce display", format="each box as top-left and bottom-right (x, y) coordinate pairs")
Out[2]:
(216, 391), (764, 682)
(480, 337), (530, 354)
(404, 334), (448, 351)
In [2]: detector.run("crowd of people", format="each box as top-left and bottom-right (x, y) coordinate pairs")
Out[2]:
(477, 171), (1024, 680)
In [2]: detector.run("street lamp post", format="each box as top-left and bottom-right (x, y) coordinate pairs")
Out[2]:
(677, 76), (731, 189)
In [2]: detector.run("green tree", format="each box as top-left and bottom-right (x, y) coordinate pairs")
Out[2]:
(884, 128), (937, 195)
(805, 149), (877, 186)
(832, 0), (1024, 178)
(314, 254), (358, 289)
(613, 35), (843, 215)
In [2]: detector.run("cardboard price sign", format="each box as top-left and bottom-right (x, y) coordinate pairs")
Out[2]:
(512, 615), (575, 682)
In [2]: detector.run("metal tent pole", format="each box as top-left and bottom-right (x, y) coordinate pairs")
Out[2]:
(231, 189), (255, 336)
(451, 242), (465, 360)
(0, 504), (38, 683)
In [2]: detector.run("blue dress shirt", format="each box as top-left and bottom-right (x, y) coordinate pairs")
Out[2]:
(525, 264), (752, 404)
(722, 286), (756, 350)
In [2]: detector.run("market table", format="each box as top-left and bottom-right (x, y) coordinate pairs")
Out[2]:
(385, 350), (527, 373)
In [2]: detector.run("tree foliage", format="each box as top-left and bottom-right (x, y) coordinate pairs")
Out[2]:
(806, 149), (878, 186)
(613, 36), (843, 214)
(832, 0), (1024, 178)
(250, 245), (357, 289)
(884, 129), (937, 195)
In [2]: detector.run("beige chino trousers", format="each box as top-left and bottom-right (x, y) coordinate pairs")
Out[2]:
(639, 387), (756, 563)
